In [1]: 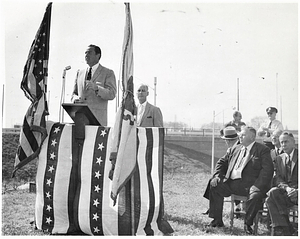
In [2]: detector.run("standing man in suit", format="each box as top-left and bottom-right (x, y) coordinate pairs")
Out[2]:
(208, 126), (273, 235)
(135, 84), (172, 234)
(136, 84), (163, 127)
(266, 132), (298, 236)
(72, 44), (117, 126)
(258, 107), (284, 150)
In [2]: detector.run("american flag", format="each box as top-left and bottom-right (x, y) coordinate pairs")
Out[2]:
(13, 2), (52, 177)
(35, 123), (165, 235)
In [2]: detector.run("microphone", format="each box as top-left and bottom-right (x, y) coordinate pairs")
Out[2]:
(62, 66), (71, 78)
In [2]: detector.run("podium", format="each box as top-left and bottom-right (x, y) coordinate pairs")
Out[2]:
(62, 103), (102, 199)
(62, 103), (101, 140)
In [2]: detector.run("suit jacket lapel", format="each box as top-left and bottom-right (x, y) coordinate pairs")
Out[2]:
(291, 149), (298, 174)
(91, 64), (102, 82)
(225, 145), (242, 179)
(243, 142), (257, 166)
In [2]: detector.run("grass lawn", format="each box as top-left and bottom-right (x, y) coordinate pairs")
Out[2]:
(2, 190), (47, 236)
(163, 147), (270, 236)
(2, 133), (272, 236)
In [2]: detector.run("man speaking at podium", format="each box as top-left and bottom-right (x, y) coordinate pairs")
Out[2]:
(71, 44), (117, 126)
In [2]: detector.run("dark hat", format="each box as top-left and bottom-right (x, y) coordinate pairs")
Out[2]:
(266, 107), (278, 114)
(220, 126), (239, 140)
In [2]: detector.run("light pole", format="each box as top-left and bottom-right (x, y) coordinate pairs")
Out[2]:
(211, 106), (235, 174)
(212, 110), (216, 174)
(237, 78), (239, 111)
(154, 77), (157, 106)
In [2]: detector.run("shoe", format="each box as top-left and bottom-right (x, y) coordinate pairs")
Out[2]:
(244, 224), (253, 235)
(208, 219), (224, 227)
(202, 209), (209, 215)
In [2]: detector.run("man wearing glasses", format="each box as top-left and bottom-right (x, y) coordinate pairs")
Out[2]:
(258, 107), (283, 149)
(136, 84), (163, 127)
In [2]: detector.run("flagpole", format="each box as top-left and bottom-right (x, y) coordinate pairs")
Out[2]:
(2, 84), (4, 128)
(47, 90), (50, 121)
(131, 176), (135, 235)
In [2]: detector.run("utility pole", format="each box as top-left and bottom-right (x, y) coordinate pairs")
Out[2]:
(154, 77), (157, 106)
(237, 78), (239, 111)
(2, 84), (4, 128)
(276, 73), (278, 108)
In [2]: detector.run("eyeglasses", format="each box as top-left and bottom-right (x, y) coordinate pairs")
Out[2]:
(267, 112), (273, 115)
(137, 89), (146, 92)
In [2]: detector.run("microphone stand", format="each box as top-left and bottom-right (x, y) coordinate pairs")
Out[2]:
(59, 68), (67, 123)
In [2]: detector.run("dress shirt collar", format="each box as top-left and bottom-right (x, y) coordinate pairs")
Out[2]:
(138, 101), (147, 108)
(88, 62), (100, 76)
(245, 141), (255, 152)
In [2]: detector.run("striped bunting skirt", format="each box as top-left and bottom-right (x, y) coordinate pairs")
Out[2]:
(35, 122), (165, 235)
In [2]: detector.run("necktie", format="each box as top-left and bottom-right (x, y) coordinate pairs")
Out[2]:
(268, 121), (272, 129)
(137, 104), (144, 126)
(235, 147), (247, 169)
(286, 154), (292, 182)
(86, 67), (92, 81)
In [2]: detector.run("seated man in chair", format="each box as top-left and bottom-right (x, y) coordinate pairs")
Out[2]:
(208, 126), (273, 235)
(266, 132), (298, 236)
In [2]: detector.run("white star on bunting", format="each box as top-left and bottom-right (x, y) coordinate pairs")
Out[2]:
(93, 198), (100, 207)
(48, 165), (54, 173)
(46, 178), (52, 186)
(92, 213), (99, 221)
(96, 157), (102, 165)
(46, 217), (52, 224)
(51, 139), (57, 147)
(53, 127), (61, 134)
(46, 192), (51, 199)
(98, 142), (104, 151)
(46, 205), (52, 212)
(95, 171), (101, 179)
(100, 129), (107, 137)
(94, 185), (101, 193)
(49, 152), (56, 160)
(94, 227), (100, 233)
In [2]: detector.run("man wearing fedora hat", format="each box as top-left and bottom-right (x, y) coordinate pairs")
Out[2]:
(202, 126), (240, 215)
(258, 107), (283, 150)
(207, 126), (273, 234)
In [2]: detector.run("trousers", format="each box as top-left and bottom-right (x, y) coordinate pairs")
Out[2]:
(266, 187), (294, 227)
(209, 179), (264, 225)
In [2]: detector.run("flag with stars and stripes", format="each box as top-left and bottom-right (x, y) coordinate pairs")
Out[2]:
(35, 123), (166, 235)
(13, 2), (52, 177)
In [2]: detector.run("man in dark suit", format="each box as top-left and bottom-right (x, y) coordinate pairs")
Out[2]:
(270, 130), (284, 186)
(72, 44), (117, 126)
(266, 132), (298, 236)
(270, 129), (284, 161)
(136, 84), (163, 127)
(208, 126), (274, 235)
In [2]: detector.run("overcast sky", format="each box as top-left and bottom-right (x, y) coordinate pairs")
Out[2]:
(1, 0), (298, 129)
